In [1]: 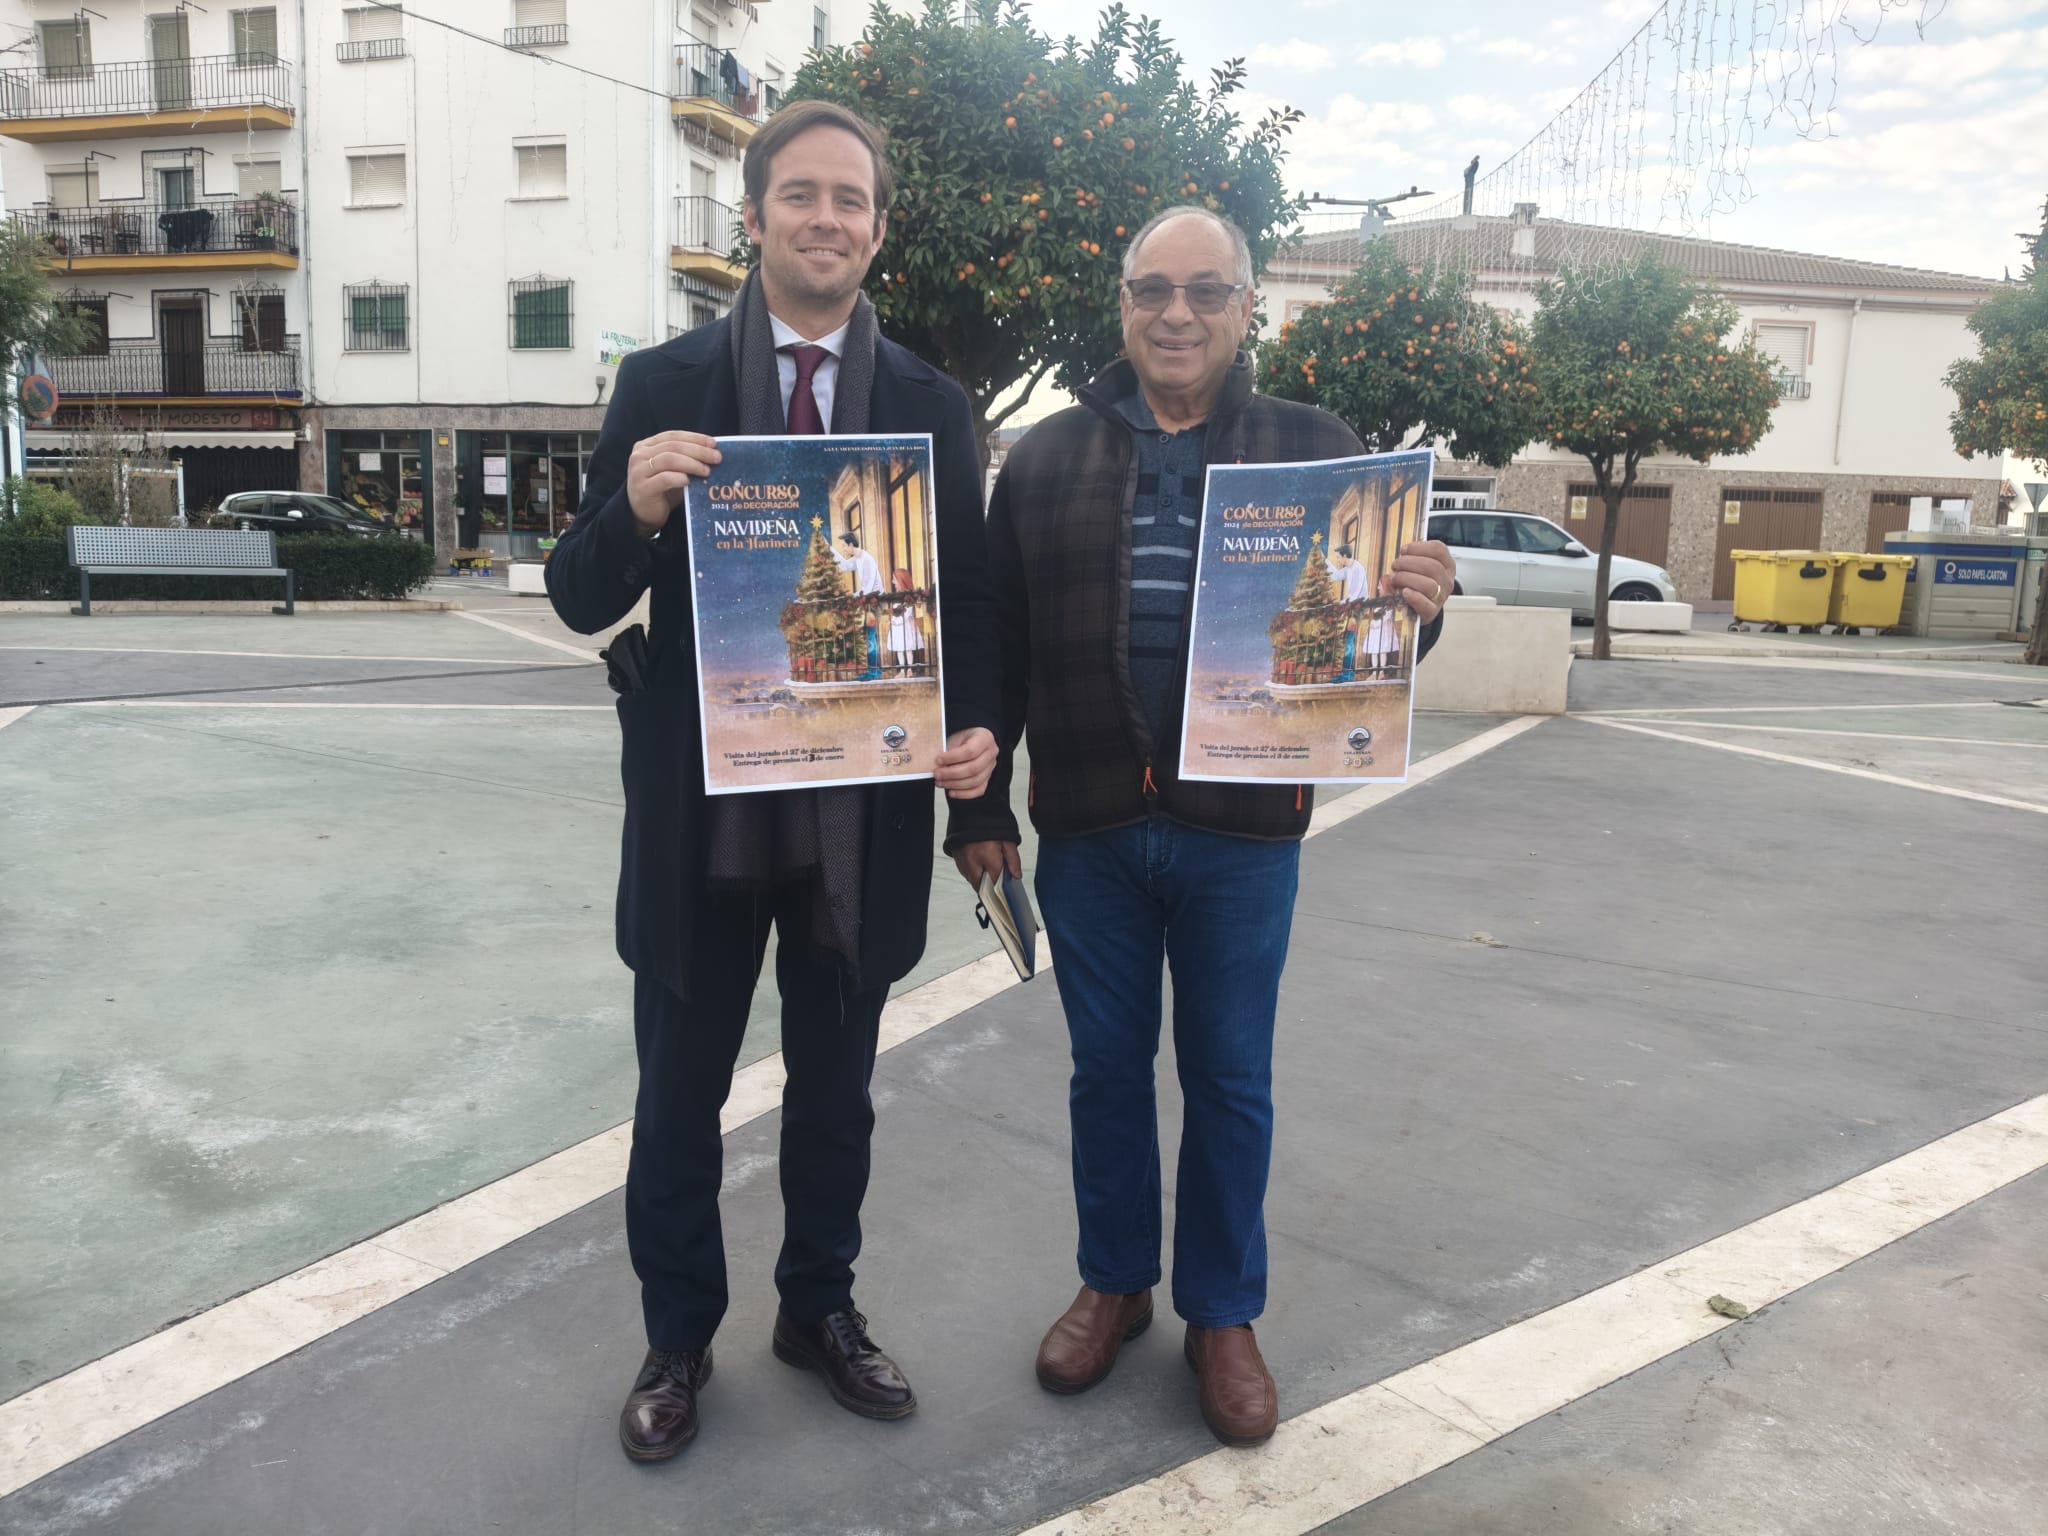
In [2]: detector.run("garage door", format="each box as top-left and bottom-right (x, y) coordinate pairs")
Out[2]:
(1712, 487), (1823, 601)
(1564, 482), (1672, 567)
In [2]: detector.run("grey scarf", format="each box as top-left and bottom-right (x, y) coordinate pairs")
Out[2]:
(701, 268), (878, 977)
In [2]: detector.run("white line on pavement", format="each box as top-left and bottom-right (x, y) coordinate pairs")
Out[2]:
(0, 714), (1548, 1497)
(1580, 700), (2013, 717)
(1582, 716), (2048, 815)
(1629, 719), (2048, 749)
(0, 644), (537, 666)
(0, 706), (33, 732)
(1608, 654), (2028, 683)
(449, 608), (604, 661)
(1016, 1094), (2048, 1536)
(1308, 716), (1549, 838)
(63, 701), (611, 712)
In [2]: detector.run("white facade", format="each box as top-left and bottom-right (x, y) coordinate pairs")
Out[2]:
(1263, 240), (1992, 486)
(1260, 215), (2008, 602)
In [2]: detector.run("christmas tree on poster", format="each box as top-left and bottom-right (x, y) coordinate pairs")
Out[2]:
(779, 517), (866, 682)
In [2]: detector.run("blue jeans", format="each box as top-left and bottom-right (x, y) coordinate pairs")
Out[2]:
(1035, 816), (1301, 1327)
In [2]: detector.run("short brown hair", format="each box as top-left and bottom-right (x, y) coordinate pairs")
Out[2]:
(742, 100), (894, 228)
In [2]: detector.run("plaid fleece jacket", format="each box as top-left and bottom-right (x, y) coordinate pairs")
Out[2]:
(945, 353), (1442, 851)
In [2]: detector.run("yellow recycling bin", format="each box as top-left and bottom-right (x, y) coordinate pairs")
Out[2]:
(1825, 553), (1914, 634)
(1729, 550), (1835, 632)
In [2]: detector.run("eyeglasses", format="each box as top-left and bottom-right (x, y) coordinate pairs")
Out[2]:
(1122, 277), (1245, 314)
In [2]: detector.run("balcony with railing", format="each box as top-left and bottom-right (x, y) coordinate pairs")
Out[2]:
(671, 45), (763, 146)
(10, 196), (301, 272)
(672, 196), (745, 288)
(0, 53), (293, 141)
(507, 24), (569, 48)
(47, 337), (303, 402)
(336, 37), (406, 63)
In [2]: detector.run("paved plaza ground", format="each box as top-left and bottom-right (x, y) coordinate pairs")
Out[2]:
(1, 592), (2043, 1534)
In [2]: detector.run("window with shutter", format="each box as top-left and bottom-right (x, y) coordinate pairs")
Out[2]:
(1754, 323), (1808, 379)
(515, 0), (568, 24)
(344, 283), (410, 350)
(347, 5), (403, 41)
(48, 165), (100, 209)
(511, 281), (573, 349)
(232, 9), (279, 66)
(40, 19), (92, 80)
(237, 157), (283, 198)
(515, 141), (569, 198)
(348, 153), (407, 207)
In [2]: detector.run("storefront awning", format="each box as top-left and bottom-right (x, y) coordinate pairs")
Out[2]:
(25, 429), (299, 451)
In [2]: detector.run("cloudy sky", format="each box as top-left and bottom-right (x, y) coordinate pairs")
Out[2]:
(1022, 0), (2048, 283)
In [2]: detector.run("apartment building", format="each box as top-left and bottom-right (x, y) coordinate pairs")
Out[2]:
(2, 0), (842, 555)
(1, 1), (305, 507)
(1262, 211), (2007, 606)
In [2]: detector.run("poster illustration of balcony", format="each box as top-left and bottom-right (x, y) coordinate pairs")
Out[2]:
(1177, 449), (1431, 786)
(684, 434), (945, 794)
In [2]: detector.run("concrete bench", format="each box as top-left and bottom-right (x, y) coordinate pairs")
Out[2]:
(1605, 599), (1693, 633)
(66, 525), (293, 616)
(1414, 595), (1571, 714)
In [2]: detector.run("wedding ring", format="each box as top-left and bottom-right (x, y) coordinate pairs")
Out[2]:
(1432, 580), (1443, 603)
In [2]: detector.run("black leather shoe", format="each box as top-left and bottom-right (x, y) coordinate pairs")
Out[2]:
(618, 1345), (713, 1463)
(771, 1306), (916, 1420)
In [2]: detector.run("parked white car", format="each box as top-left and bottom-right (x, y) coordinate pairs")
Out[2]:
(1425, 510), (1677, 619)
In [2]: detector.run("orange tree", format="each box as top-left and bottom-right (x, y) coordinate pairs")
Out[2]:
(1946, 198), (2048, 665)
(1259, 239), (1540, 465)
(1530, 250), (1778, 659)
(791, 0), (1302, 465)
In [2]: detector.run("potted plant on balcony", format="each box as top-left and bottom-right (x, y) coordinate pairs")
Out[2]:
(248, 191), (280, 251)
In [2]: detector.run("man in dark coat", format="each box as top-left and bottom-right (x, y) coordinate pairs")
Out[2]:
(947, 207), (1456, 1448)
(546, 99), (1000, 1464)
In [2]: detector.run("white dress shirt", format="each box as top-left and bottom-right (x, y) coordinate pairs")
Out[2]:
(1326, 556), (1374, 602)
(835, 546), (885, 595)
(769, 313), (850, 433)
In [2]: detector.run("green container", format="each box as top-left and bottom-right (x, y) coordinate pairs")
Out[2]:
(1730, 549), (1834, 628)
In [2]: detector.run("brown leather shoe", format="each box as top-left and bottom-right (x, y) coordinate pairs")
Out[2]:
(618, 1345), (713, 1463)
(1036, 1286), (1154, 1394)
(771, 1306), (917, 1420)
(1184, 1324), (1278, 1446)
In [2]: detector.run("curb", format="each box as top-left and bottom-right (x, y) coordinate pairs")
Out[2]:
(0, 599), (464, 615)
(1570, 641), (2027, 663)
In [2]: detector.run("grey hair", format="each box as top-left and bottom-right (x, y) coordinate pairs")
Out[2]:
(1120, 205), (1254, 289)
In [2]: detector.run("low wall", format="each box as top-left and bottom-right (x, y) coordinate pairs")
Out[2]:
(1414, 597), (1572, 715)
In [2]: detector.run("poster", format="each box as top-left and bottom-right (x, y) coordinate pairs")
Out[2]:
(1178, 449), (1431, 786)
(684, 434), (945, 795)
(484, 474), (508, 496)
(597, 329), (641, 367)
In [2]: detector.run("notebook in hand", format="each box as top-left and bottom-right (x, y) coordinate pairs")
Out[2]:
(975, 867), (1040, 981)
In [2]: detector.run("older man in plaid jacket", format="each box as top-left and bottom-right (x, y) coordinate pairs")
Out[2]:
(947, 206), (1456, 1447)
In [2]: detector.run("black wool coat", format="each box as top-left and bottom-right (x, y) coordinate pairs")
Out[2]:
(546, 317), (1002, 1001)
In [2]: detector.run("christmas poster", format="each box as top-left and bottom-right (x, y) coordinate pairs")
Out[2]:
(1177, 450), (1431, 785)
(684, 434), (944, 794)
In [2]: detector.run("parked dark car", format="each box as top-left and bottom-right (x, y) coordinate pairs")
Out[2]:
(215, 492), (400, 537)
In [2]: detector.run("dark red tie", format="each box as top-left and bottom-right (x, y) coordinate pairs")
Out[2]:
(783, 344), (828, 434)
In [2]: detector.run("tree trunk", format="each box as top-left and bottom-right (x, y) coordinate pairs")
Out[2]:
(2027, 555), (2048, 667)
(1590, 482), (1626, 661)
